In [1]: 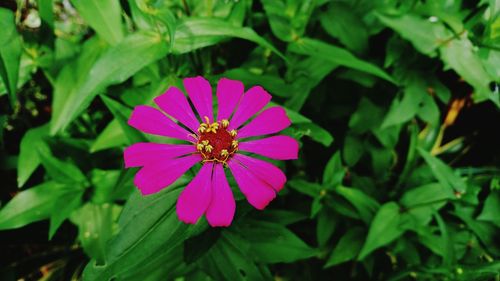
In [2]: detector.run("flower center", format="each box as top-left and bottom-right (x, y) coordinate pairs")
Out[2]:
(196, 117), (238, 164)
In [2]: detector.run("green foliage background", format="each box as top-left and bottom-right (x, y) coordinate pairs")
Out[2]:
(0, 0), (499, 280)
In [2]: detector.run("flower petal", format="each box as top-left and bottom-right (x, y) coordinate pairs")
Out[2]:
(134, 154), (201, 195)
(239, 136), (299, 160)
(228, 86), (271, 130)
(124, 142), (196, 168)
(237, 107), (291, 139)
(183, 76), (213, 122)
(128, 105), (192, 142)
(233, 154), (286, 192)
(206, 164), (235, 227)
(154, 86), (200, 132)
(216, 78), (244, 121)
(228, 160), (275, 210)
(176, 163), (213, 224)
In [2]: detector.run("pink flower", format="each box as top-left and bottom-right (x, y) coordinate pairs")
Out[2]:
(124, 76), (299, 227)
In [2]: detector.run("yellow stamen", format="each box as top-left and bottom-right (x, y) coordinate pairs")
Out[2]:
(221, 119), (229, 128)
(204, 116), (210, 124)
(231, 140), (238, 148)
(201, 140), (209, 146)
(220, 149), (228, 157)
(229, 129), (237, 137)
(196, 143), (204, 151)
(205, 144), (213, 153)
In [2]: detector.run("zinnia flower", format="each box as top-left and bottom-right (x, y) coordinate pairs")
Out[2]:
(124, 76), (298, 227)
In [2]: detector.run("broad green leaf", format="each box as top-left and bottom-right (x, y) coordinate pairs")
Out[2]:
(0, 181), (82, 230)
(49, 191), (83, 239)
(293, 122), (333, 147)
(51, 37), (106, 135)
(100, 95), (146, 144)
(172, 18), (285, 60)
(382, 86), (425, 128)
(335, 186), (380, 223)
(222, 68), (293, 97)
(240, 220), (317, 263)
(400, 182), (455, 207)
(343, 134), (364, 166)
(477, 191), (500, 227)
(288, 179), (323, 197)
(440, 36), (497, 104)
(325, 227), (365, 267)
(289, 38), (396, 84)
(17, 124), (49, 187)
(316, 207), (337, 247)
(90, 120), (127, 152)
(184, 228), (220, 264)
(38, 146), (87, 184)
(90, 169), (122, 204)
(71, 0), (124, 45)
(0, 8), (22, 107)
(323, 152), (344, 188)
(320, 2), (368, 53)
(37, 0), (55, 47)
(375, 12), (450, 56)
(261, 0), (315, 41)
(71, 203), (120, 263)
(197, 231), (272, 281)
(358, 202), (405, 259)
(82, 178), (198, 280)
(51, 31), (168, 134)
(417, 148), (467, 193)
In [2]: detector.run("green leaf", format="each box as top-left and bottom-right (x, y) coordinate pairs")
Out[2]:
(325, 227), (365, 267)
(38, 146), (87, 185)
(477, 191), (500, 227)
(320, 2), (368, 53)
(50, 31), (168, 134)
(323, 152), (344, 188)
(90, 120), (128, 152)
(82, 178), (198, 280)
(417, 148), (467, 193)
(71, 203), (119, 263)
(293, 122), (333, 147)
(440, 36), (497, 104)
(49, 191), (83, 239)
(240, 220), (317, 263)
(358, 202), (405, 260)
(288, 179), (323, 197)
(288, 37), (396, 84)
(343, 134), (364, 166)
(222, 68), (293, 98)
(184, 228), (220, 264)
(335, 186), (380, 223)
(197, 231), (272, 281)
(0, 8), (22, 107)
(0, 181), (82, 230)
(375, 12), (449, 56)
(135, 0), (177, 50)
(400, 182), (456, 207)
(316, 207), (337, 247)
(17, 124), (50, 187)
(173, 18), (285, 60)
(261, 0), (315, 41)
(100, 95), (146, 143)
(71, 0), (124, 45)
(382, 84), (426, 128)
(286, 57), (337, 111)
